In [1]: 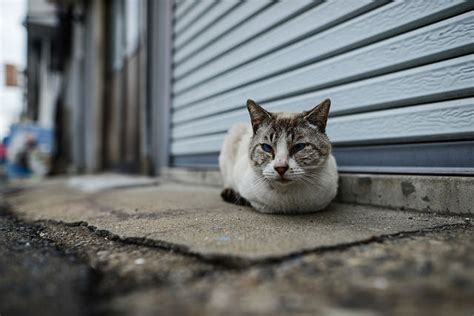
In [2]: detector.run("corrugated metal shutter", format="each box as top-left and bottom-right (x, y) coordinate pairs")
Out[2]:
(170, 0), (474, 175)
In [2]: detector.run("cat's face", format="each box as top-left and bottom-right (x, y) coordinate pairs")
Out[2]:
(247, 99), (332, 185)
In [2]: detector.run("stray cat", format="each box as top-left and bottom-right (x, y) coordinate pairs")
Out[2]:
(219, 99), (338, 214)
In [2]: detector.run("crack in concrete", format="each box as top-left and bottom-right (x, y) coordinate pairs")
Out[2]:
(3, 199), (474, 315)
(34, 217), (472, 270)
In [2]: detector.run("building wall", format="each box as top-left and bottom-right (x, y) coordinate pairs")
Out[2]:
(103, 0), (148, 173)
(26, 0), (150, 174)
(37, 0), (147, 172)
(63, 4), (86, 172)
(169, 0), (474, 174)
(83, 0), (105, 172)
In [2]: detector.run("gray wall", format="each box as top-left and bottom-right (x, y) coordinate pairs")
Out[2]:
(170, 0), (474, 174)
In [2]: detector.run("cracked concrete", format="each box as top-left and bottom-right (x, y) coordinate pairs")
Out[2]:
(108, 225), (474, 316)
(5, 179), (465, 261)
(1, 176), (473, 315)
(1, 206), (473, 316)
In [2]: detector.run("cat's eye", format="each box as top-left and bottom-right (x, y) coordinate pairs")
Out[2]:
(261, 143), (273, 153)
(292, 143), (306, 153)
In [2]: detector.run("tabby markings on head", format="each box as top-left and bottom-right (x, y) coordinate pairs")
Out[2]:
(246, 99), (332, 180)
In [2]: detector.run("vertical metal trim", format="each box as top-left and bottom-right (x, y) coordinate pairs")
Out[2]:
(83, 0), (105, 172)
(138, 0), (149, 173)
(148, 0), (173, 175)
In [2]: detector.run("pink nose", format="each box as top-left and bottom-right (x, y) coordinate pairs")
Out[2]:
(274, 165), (288, 176)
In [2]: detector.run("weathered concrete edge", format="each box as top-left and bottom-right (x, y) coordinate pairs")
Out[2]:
(29, 216), (472, 269)
(161, 168), (473, 214)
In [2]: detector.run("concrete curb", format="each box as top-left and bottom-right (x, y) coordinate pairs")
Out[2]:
(338, 173), (472, 214)
(161, 168), (473, 214)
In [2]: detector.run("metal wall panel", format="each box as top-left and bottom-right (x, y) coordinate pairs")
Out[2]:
(169, 0), (474, 174)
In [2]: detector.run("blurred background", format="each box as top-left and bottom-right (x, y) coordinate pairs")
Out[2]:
(1, 0), (473, 181)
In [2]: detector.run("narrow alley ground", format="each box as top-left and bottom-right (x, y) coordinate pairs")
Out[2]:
(1, 175), (473, 315)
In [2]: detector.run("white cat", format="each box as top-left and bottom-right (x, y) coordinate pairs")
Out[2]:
(219, 99), (338, 214)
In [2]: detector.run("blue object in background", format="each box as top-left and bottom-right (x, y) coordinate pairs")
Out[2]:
(5, 123), (54, 179)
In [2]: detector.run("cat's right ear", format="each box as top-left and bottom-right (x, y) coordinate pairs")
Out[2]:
(247, 99), (272, 133)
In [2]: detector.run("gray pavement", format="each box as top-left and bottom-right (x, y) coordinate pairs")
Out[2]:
(5, 180), (465, 260)
(1, 176), (473, 315)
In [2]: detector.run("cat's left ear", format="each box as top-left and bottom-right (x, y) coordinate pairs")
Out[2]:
(303, 99), (331, 133)
(247, 99), (272, 133)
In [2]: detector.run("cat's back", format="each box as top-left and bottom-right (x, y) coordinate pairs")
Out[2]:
(219, 123), (252, 188)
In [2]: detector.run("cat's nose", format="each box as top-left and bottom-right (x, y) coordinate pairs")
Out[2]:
(274, 165), (289, 176)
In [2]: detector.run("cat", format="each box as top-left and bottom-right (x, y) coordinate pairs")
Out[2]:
(219, 99), (338, 214)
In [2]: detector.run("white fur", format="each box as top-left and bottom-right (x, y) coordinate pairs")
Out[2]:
(219, 123), (338, 214)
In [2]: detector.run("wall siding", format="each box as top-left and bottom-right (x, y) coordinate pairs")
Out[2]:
(170, 0), (474, 174)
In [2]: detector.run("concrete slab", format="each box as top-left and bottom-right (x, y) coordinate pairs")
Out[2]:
(5, 179), (465, 260)
(67, 173), (159, 192)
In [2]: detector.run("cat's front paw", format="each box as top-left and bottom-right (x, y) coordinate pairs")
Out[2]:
(220, 188), (251, 206)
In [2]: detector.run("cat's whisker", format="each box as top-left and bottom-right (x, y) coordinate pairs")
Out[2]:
(304, 174), (323, 182)
(253, 175), (270, 187)
(301, 165), (323, 171)
(290, 172), (305, 176)
(303, 177), (325, 187)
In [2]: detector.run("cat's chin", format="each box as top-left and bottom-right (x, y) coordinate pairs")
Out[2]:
(271, 178), (294, 185)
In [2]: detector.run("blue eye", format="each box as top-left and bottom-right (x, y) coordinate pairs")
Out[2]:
(293, 143), (306, 152)
(261, 143), (273, 153)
